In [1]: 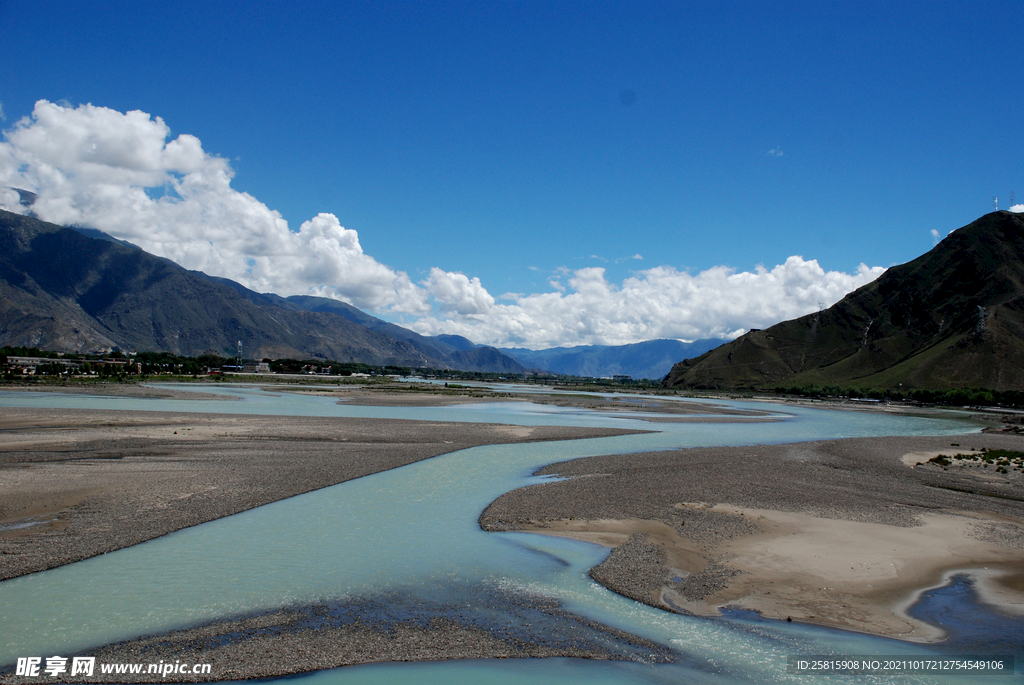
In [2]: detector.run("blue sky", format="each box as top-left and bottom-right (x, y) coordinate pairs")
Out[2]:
(1, 1), (1021, 347)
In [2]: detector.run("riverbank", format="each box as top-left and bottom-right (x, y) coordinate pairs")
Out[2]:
(0, 383), (235, 401)
(0, 407), (642, 581)
(480, 434), (1024, 641)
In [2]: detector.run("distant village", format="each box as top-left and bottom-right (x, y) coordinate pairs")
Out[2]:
(3, 352), (266, 377)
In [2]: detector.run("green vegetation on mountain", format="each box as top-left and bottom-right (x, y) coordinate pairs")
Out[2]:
(663, 211), (1024, 392)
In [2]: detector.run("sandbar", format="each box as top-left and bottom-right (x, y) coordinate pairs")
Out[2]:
(268, 382), (775, 420)
(481, 433), (1024, 641)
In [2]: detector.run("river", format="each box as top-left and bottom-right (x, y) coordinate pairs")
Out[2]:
(0, 384), (1018, 684)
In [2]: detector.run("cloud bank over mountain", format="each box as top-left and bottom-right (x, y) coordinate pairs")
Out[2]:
(411, 260), (884, 347)
(0, 100), (884, 348)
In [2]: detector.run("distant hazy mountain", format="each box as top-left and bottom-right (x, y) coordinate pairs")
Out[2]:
(502, 338), (726, 379)
(282, 296), (525, 374)
(0, 209), (524, 372)
(664, 211), (1024, 391)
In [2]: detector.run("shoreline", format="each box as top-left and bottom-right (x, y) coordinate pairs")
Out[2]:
(0, 383), (237, 401)
(481, 434), (1024, 642)
(521, 510), (1024, 642)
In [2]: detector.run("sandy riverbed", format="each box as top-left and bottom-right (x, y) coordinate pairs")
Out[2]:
(481, 433), (1024, 641)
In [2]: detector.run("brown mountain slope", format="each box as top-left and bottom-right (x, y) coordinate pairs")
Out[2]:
(663, 211), (1024, 391)
(0, 210), (439, 365)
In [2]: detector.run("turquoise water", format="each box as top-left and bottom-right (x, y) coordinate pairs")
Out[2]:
(0, 385), (1014, 683)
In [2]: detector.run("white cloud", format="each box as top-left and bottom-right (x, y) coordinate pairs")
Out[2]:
(0, 187), (18, 207)
(615, 253), (643, 263)
(1010, 204), (1024, 213)
(0, 100), (428, 313)
(423, 268), (493, 317)
(766, 148), (784, 157)
(0, 100), (887, 349)
(409, 258), (885, 348)
(931, 228), (941, 245)
(0, 102), (5, 121)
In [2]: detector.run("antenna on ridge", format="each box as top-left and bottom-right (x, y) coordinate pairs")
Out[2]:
(993, 196), (999, 211)
(1012, 191), (1017, 207)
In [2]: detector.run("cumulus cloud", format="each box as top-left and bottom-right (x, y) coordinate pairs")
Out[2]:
(0, 100), (428, 313)
(1010, 204), (1024, 213)
(0, 100), (887, 348)
(424, 268), (494, 317)
(409, 258), (885, 347)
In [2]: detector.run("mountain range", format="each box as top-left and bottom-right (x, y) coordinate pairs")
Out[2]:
(663, 211), (1024, 392)
(0, 209), (525, 372)
(2, 208), (714, 378)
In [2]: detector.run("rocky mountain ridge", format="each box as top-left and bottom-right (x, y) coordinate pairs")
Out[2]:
(663, 211), (1024, 391)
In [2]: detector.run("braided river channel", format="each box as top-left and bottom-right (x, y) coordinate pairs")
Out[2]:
(1, 384), (1021, 684)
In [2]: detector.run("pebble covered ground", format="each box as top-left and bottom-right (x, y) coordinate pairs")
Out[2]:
(1, 584), (672, 683)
